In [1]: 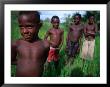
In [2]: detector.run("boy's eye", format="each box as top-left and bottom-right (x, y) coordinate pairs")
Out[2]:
(19, 25), (24, 28)
(26, 25), (34, 29)
(19, 26), (24, 29)
(19, 25), (34, 29)
(27, 27), (33, 29)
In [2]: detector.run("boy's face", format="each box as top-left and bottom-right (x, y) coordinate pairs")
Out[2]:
(51, 18), (60, 29)
(89, 16), (94, 24)
(74, 15), (80, 25)
(18, 14), (40, 42)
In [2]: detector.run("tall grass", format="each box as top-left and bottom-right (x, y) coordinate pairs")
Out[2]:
(11, 17), (100, 77)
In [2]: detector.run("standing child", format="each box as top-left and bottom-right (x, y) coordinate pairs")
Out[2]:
(66, 13), (84, 63)
(11, 11), (50, 77)
(81, 14), (98, 61)
(44, 16), (64, 75)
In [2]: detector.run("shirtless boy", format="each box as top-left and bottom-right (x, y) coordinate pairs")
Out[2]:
(11, 11), (50, 77)
(44, 16), (64, 71)
(66, 13), (84, 60)
(81, 14), (97, 60)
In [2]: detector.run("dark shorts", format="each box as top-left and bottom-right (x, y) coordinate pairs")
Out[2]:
(67, 41), (79, 57)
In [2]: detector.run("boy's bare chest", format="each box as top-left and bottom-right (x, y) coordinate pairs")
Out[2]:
(86, 25), (95, 31)
(51, 30), (62, 35)
(17, 42), (45, 57)
(71, 26), (82, 32)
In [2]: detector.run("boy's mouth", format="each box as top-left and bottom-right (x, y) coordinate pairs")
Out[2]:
(24, 35), (32, 39)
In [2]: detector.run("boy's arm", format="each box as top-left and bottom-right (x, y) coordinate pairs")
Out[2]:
(66, 27), (71, 42)
(44, 30), (50, 40)
(84, 24), (92, 37)
(66, 27), (71, 50)
(11, 41), (17, 65)
(87, 24), (98, 35)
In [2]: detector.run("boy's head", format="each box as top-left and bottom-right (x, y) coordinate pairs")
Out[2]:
(18, 11), (42, 42)
(51, 16), (60, 29)
(73, 13), (81, 25)
(88, 14), (95, 24)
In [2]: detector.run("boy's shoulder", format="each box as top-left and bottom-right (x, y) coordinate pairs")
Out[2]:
(11, 39), (21, 47)
(47, 28), (53, 32)
(12, 38), (25, 45)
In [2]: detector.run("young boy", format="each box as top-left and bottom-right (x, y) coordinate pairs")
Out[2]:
(81, 14), (98, 60)
(66, 13), (84, 61)
(44, 16), (64, 72)
(11, 11), (50, 77)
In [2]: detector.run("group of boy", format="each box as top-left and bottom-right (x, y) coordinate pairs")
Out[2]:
(11, 11), (98, 77)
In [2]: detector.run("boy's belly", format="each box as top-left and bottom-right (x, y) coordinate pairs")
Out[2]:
(16, 59), (43, 77)
(50, 40), (61, 48)
(70, 35), (80, 42)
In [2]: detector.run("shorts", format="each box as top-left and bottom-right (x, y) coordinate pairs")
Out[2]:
(81, 39), (95, 60)
(47, 47), (59, 62)
(67, 41), (79, 57)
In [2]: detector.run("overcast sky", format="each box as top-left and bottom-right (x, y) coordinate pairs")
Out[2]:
(39, 11), (86, 23)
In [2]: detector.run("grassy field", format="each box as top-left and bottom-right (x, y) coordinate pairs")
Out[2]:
(11, 16), (100, 77)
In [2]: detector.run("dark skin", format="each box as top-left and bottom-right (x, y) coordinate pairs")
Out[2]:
(82, 16), (97, 69)
(44, 17), (63, 76)
(65, 15), (84, 63)
(67, 15), (84, 43)
(84, 16), (97, 40)
(11, 13), (50, 77)
(44, 18), (64, 50)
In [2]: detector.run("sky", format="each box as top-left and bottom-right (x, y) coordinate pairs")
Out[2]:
(39, 11), (86, 23)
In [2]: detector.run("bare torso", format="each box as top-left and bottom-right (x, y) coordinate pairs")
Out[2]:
(12, 39), (49, 77)
(69, 24), (84, 42)
(85, 23), (97, 40)
(49, 29), (63, 48)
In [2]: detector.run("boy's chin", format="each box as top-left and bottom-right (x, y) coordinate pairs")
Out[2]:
(54, 27), (59, 29)
(24, 38), (32, 42)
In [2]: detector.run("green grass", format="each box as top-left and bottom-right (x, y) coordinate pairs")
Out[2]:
(11, 17), (100, 77)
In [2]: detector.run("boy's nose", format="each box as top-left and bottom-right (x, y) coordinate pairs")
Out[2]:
(23, 28), (29, 33)
(55, 23), (58, 26)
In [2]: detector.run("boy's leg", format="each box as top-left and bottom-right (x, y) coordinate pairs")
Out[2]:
(71, 42), (79, 57)
(81, 40), (88, 70)
(88, 40), (95, 60)
(81, 39), (88, 59)
(66, 41), (73, 63)
(66, 41), (70, 54)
